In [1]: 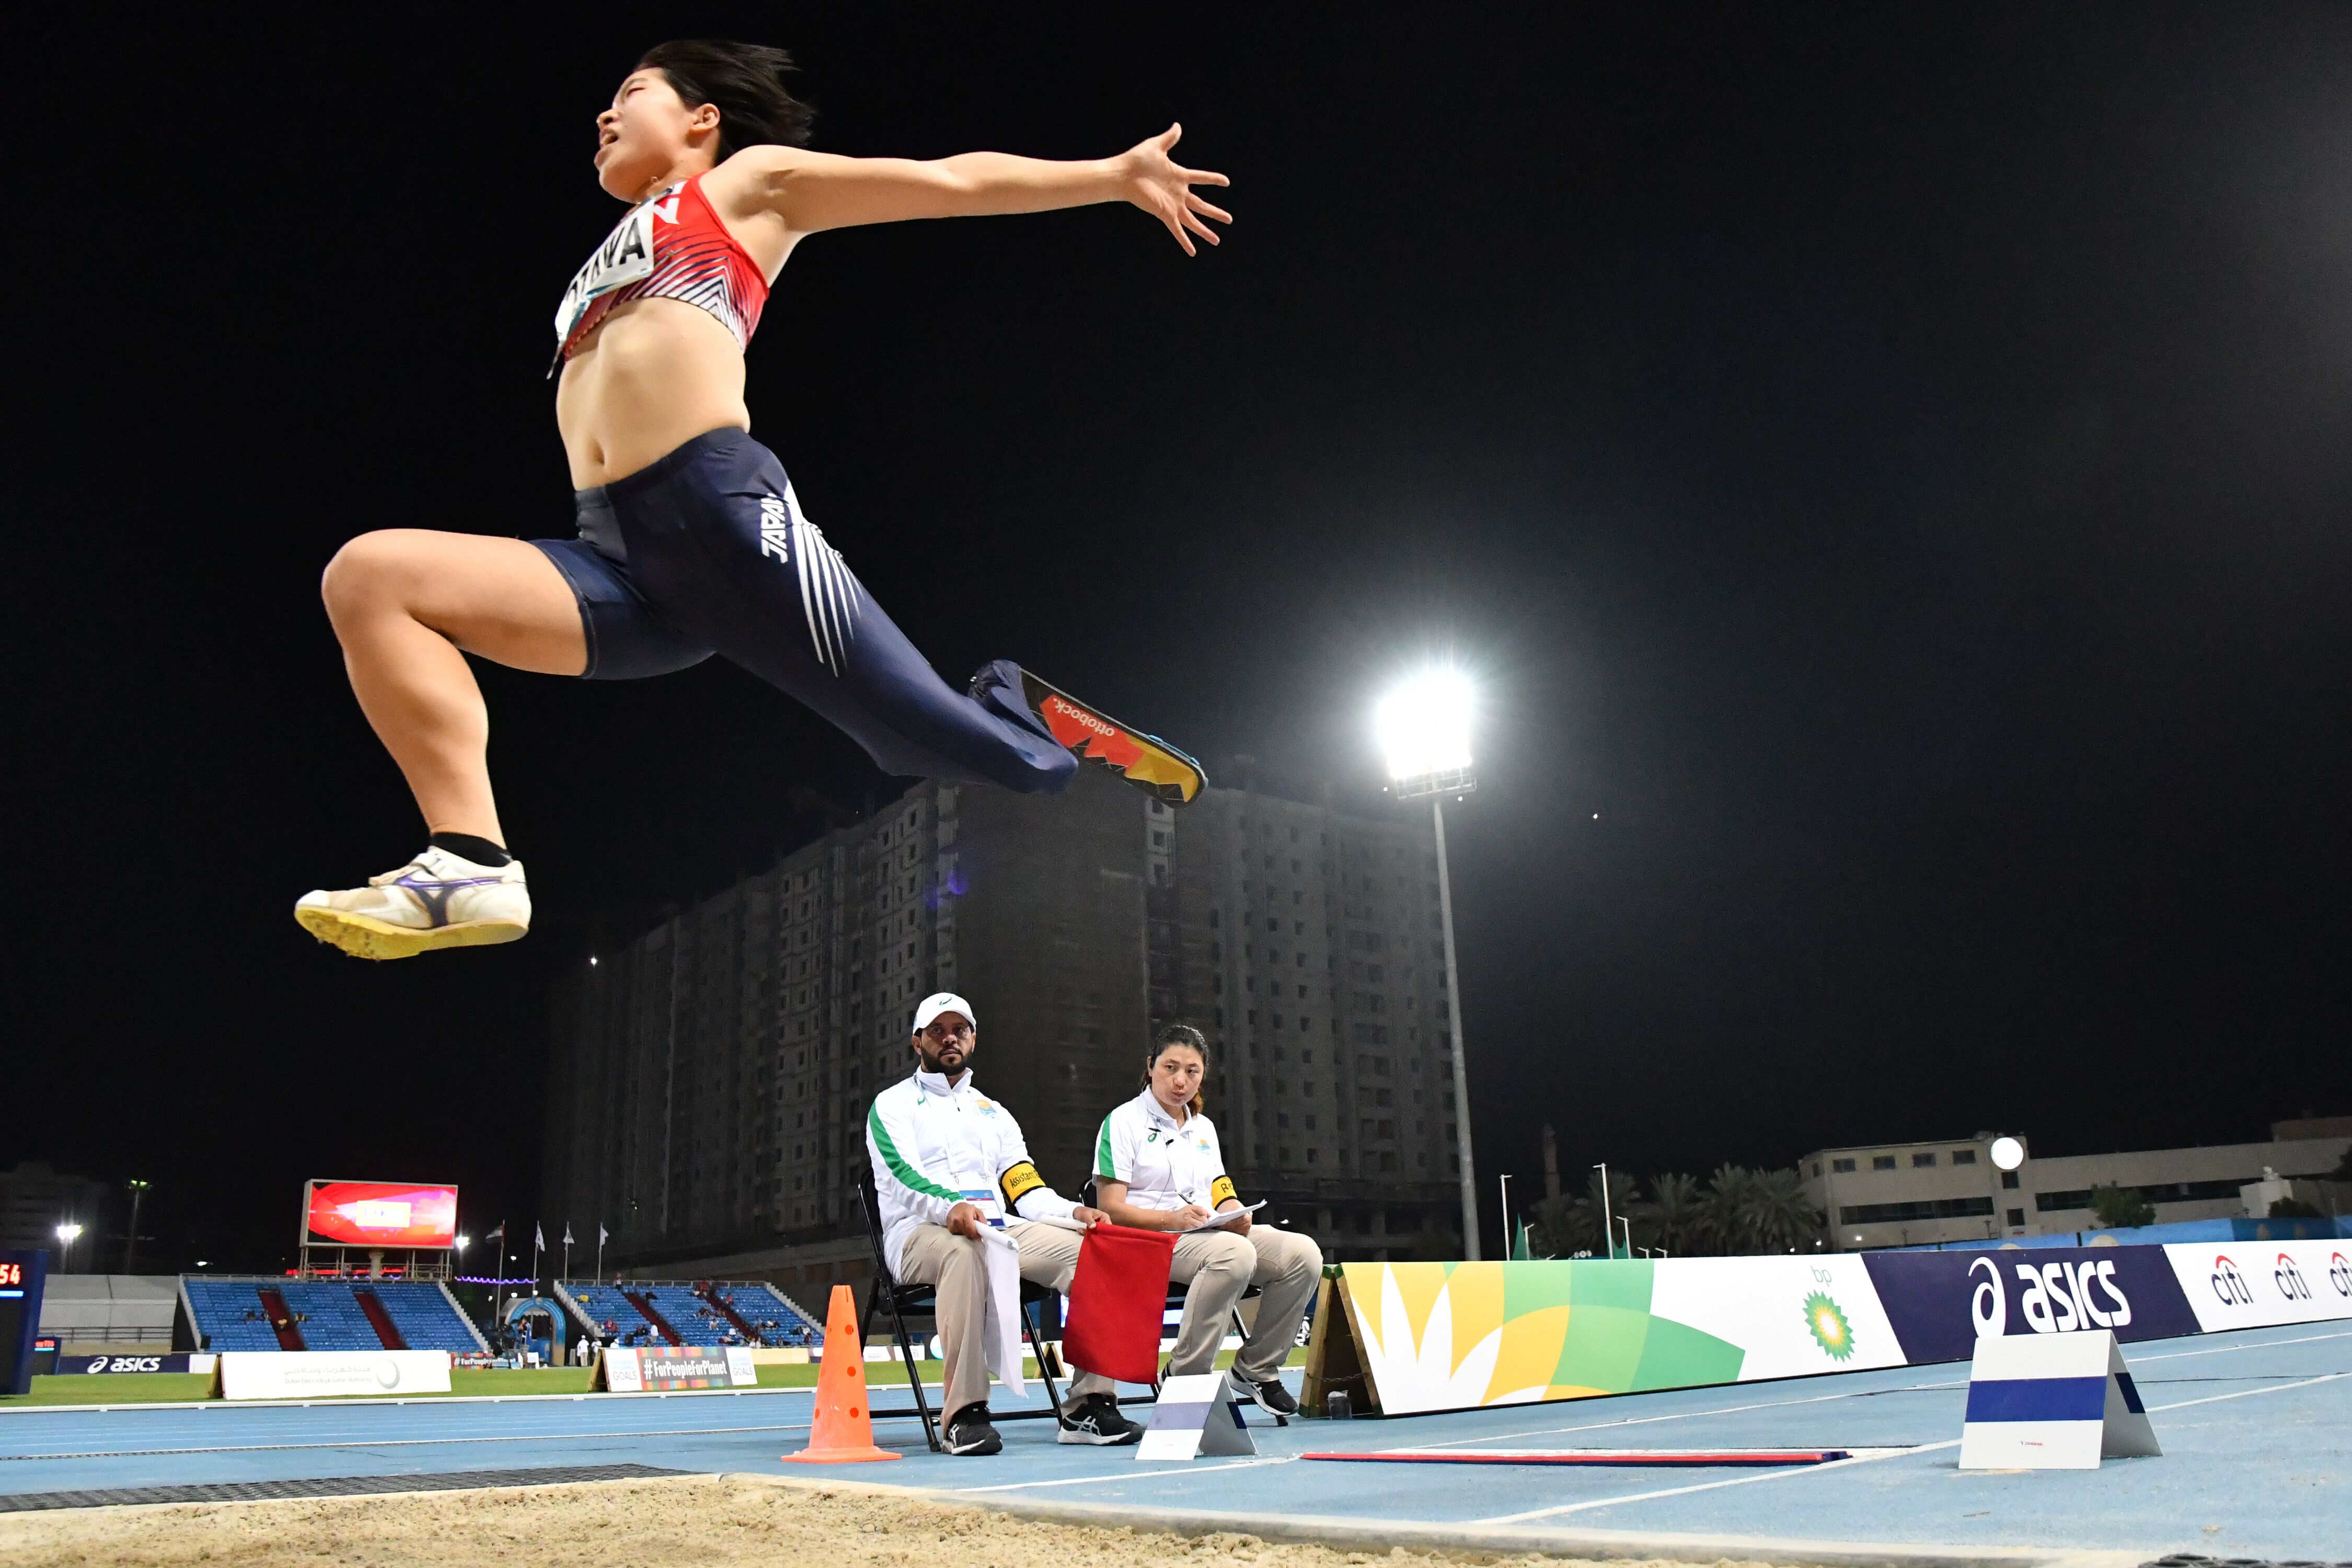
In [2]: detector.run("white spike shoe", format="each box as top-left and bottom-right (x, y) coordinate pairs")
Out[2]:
(295, 846), (531, 960)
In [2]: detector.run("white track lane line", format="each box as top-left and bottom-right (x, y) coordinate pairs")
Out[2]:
(950, 1456), (1298, 1494)
(1419, 1322), (2348, 1454)
(0, 1423), (814, 1463)
(1472, 1362), (2350, 1526)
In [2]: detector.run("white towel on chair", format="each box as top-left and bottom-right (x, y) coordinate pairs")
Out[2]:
(979, 1226), (1027, 1399)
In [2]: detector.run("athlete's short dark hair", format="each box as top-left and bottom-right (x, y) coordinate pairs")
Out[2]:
(638, 40), (815, 161)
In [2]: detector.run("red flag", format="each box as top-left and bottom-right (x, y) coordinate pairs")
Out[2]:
(1060, 1224), (1175, 1386)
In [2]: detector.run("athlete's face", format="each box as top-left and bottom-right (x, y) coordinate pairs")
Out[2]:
(594, 70), (720, 199)
(913, 1014), (975, 1077)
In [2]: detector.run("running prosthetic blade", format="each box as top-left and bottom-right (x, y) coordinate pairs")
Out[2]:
(1016, 670), (1206, 806)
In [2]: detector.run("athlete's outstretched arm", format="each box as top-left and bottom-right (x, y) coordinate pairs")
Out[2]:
(725, 124), (1231, 254)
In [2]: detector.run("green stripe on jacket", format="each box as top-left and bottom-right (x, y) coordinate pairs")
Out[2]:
(868, 1102), (963, 1202)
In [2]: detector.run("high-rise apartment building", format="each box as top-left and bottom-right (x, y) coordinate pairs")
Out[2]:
(542, 765), (1468, 1296)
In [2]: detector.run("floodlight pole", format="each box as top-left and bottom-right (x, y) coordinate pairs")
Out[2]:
(1432, 794), (1480, 1260)
(1594, 1162), (1614, 1259)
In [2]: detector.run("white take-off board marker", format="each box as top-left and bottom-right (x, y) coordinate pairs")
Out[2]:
(1135, 1371), (1257, 1462)
(1957, 1328), (2161, 1470)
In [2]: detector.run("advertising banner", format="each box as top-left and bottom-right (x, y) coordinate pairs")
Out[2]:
(2162, 1241), (2352, 1332)
(302, 1181), (459, 1249)
(1862, 1246), (2200, 1365)
(1337, 1256), (1901, 1416)
(56, 1353), (217, 1376)
(599, 1345), (757, 1392)
(216, 1350), (453, 1400)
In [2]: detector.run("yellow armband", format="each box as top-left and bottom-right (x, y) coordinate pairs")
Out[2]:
(1208, 1175), (1238, 1208)
(999, 1162), (1046, 1209)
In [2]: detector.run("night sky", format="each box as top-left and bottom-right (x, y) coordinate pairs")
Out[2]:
(14, 5), (2351, 1270)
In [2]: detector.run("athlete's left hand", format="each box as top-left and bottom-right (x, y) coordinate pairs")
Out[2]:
(1119, 124), (1230, 255)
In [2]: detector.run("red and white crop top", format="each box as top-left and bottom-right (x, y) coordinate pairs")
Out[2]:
(552, 175), (770, 371)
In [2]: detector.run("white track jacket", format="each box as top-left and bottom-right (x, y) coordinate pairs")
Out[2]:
(865, 1067), (1080, 1279)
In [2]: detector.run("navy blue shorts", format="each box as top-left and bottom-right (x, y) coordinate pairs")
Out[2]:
(533, 429), (1076, 793)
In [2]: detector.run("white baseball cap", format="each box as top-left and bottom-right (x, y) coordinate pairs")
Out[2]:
(913, 992), (975, 1033)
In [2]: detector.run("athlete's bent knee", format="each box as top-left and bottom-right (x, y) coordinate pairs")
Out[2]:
(321, 531), (416, 627)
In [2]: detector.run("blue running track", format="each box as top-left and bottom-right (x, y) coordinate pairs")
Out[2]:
(3, 1323), (2343, 1559)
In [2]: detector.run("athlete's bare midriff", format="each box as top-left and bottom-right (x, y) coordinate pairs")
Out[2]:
(555, 299), (755, 489)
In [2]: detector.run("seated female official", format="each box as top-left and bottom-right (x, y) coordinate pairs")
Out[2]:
(1089, 1023), (1323, 1414)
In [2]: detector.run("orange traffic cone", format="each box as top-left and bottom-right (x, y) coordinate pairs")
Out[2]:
(781, 1284), (901, 1463)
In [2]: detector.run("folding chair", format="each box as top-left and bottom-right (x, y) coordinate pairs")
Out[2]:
(1082, 1179), (1289, 1427)
(854, 1165), (1068, 1452)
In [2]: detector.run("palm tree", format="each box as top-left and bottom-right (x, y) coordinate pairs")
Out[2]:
(1747, 1167), (1826, 1252)
(1696, 1164), (1760, 1253)
(1639, 1173), (1702, 1255)
(1527, 1169), (1636, 1258)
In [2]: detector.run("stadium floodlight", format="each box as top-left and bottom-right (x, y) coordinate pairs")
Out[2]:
(1378, 666), (1481, 1257)
(53, 1221), (82, 1272)
(1989, 1136), (2025, 1171)
(1377, 667), (1476, 798)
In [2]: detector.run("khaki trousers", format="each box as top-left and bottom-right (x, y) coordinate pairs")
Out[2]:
(1066, 1223), (1325, 1394)
(894, 1222), (1082, 1422)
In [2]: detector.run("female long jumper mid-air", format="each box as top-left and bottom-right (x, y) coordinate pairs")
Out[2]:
(297, 40), (1227, 960)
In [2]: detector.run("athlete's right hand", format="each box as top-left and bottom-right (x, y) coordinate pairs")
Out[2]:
(1119, 124), (1230, 256)
(948, 1202), (987, 1239)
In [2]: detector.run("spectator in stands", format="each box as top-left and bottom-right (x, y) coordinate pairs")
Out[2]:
(1088, 1023), (1323, 1417)
(868, 991), (1135, 1456)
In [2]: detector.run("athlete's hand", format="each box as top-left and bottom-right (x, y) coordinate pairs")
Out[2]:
(1119, 125), (1230, 255)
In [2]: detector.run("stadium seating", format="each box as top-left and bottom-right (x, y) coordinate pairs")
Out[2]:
(556, 1281), (822, 1348)
(180, 1277), (487, 1354)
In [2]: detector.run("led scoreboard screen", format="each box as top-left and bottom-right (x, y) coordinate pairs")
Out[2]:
(0, 1249), (45, 1397)
(301, 1181), (459, 1249)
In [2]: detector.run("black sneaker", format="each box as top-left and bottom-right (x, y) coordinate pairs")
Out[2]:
(1057, 1391), (1144, 1445)
(1234, 1374), (1298, 1416)
(942, 1402), (1002, 1456)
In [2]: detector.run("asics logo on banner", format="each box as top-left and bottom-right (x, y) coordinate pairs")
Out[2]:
(1969, 1254), (2135, 1337)
(2273, 1253), (2313, 1302)
(2208, 1253), (2255, 1307)
(2329, 1252), (2352, 1298)
(755, 487), (862, 676)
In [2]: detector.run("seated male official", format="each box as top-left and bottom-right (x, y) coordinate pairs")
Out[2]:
(866, 991), (1145, 1455)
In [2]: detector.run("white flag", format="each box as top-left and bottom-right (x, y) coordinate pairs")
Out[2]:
(534, 1223), (545, 1249)
(599, 1225), (608, 1244)
(563, 1224), (574, 1246)
(978, 1228), (1027, 1400)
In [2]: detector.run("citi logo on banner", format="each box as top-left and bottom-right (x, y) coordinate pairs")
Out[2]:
(2331, 1252), (2352, 1299)
(2208, 1253), (2255, 1307)
(1969, 1255), (2135, 1336)
(2272, 1253), (2313, 1302)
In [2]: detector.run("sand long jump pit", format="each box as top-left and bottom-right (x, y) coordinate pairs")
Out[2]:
(0, 1474), (1770, 1568)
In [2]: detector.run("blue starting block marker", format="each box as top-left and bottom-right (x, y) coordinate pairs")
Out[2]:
(1957, 1328), (2161, 1470)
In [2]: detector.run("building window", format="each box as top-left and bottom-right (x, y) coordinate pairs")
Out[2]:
(1951, 1149), (1978, 1166)
(1912, 1152), (1936, 1168)
(2001, 1171), (2020, 1189)
(1812, 1161), (1823, 1177)
(1872, 1155), (1897, 1171)
(1831, 1157), (1855, 1173)
(1307, 1148), (1318, 1163)
(2005, 1208), (2025, 1227)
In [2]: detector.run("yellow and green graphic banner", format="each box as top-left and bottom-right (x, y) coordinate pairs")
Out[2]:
(1336, 1255), (1903, 1415)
